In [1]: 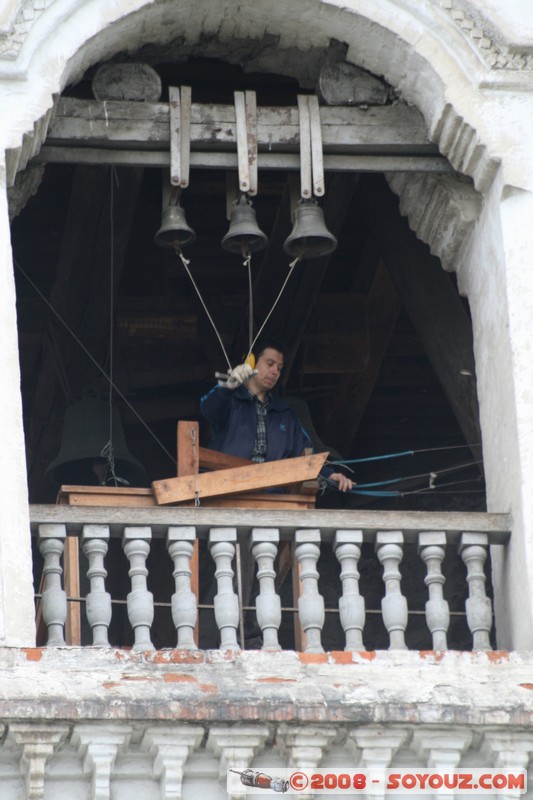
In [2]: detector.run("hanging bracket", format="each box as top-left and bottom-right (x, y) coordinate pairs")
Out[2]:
(169, 85), (192, 188)
(234, 90), (258, 196)
(297, 94), (325, 198)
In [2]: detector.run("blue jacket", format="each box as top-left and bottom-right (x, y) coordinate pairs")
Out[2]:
(200, 384), (312, 462)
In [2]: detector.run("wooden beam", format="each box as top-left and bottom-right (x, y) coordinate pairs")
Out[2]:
(45, 97), (439, 155)
(152, 452), (328, 505)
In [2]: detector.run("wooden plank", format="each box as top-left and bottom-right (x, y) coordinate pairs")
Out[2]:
(45, 98), (438, 154)
(64, 536), (81, 645)
(198, 448), (253, 471)
(177, 421), (199, 478)
(152, 452), (328, 505)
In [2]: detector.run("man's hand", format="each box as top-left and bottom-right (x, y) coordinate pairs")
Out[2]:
(216, 363), (258, 390)
(329, 472), (354, 492)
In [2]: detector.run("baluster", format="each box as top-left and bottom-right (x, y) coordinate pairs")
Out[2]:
(209, 528), (240, 651)
(334, 529), (365, 651)
(459, 532), (492, 650)
(167, 526), (197, 650)
(122, 527), (154, 652)
(375, 531), (408, 650)
(418, 531), (449, 650)
(82, 525), (112, 647)
(251, 528), (281, 651)
(38, 524), (67, 646)
(295, 529), (324, 653)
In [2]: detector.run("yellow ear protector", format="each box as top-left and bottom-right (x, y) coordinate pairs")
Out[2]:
(244, 353), (256, 369)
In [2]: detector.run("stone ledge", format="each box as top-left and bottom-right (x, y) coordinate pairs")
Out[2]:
(0, 648), (531, 726)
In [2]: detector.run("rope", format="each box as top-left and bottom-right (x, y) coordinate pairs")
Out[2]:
(191, 426), (200, 506)
(245, 252), (253, 352)
(100, 166), (121, 487)
(247, 257), (300, 359)
(175, 246), (233, 371)
(330, 442), (483, 467)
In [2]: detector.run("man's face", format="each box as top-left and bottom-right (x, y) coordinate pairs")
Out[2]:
(249, 347), (284, 394)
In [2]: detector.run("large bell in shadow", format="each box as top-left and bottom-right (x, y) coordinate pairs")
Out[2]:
(45, 397), (148, 489)
(283, 199), (337, 259)
(221, 194), (268, 255)
(154, 203), (196, 249)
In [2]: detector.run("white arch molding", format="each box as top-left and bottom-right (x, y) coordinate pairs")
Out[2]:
(0, 0), (532, 649)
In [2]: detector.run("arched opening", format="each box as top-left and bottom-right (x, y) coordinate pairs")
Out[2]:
(10, 50), (490, 651)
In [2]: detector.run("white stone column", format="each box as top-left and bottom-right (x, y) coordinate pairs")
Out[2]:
(251, 528), (281, 651)
(375, 531), (408, 649)
(72, 723), (132, 800)
(122, 526), (154, 651)
(38, 523), (67, 646)
(82, 524), (112, 647)
(141, 724), (204, 800)
(209, 528), (240, 651)
(0, 157), (36, 646)
(10, 722), (70, 800)
(418, 531), (449, 650)
(208, 725), (269, 800)
(295, 529), (325, 654)
(334, 529), (365, 651)
(459, 532), (492, 650)
(167, 526), (198, 650)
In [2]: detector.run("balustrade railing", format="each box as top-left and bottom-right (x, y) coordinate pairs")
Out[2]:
(30, 505), (511, 653)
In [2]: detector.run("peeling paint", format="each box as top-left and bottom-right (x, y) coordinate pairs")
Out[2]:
(298, 653), (328, 664)
(22, 648), (43, 661)
(162, 673), (198, 683)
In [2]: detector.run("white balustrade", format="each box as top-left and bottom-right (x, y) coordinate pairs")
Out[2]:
(295, 529), (325, 653)
(38, 524), (68, 646)
(418, 531), (450, 650)
(251, 528), (281, 651)
(167, 526), (198, 650)
(82, 525), (112, 647)
(334, 529), (365, 651)
(459, 532), (493, 650)
(30, 508), (505, 654)
(209, 528), (240, 650)
(376, 531), (408, 650)
(122, 526), (154, 651)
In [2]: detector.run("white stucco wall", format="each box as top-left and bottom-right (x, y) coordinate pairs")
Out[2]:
(0, 0), (531, 647)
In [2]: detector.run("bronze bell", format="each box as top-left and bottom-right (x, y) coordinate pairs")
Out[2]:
(221, 194), (268, 255)
(283, 199), (337, 259)
(154, 203), (196, 249)
(45, 396), (148, 489)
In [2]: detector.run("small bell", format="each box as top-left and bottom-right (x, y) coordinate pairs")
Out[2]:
(283, 198), (337, 260)
(154, 202), (196, 249)
(221, 194), (268, 255)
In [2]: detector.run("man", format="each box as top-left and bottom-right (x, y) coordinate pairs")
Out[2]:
(200, 339), (353, 491)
